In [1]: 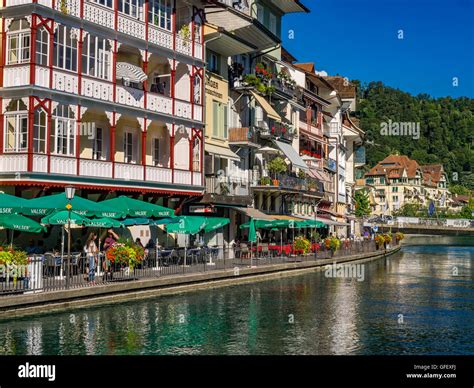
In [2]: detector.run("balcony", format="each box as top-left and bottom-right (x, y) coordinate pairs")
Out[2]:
(4, 0), (202, 61)
(252, 173), (323, 197)
(4, 66), (201, 122)
(228, 127), (260, 148)
(299, 120), (323, 137)
(0, 154), (202, 189)
(324, 158), (337, 172)
(205, 176), (250, 197)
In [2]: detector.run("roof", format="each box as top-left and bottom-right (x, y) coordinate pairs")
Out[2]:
(421, 164), (444, 187)
(281, 47), (298, 64)
(365, 155), (421, 179)
(323, 76), (357, 99)
(293, 62), (315, 73)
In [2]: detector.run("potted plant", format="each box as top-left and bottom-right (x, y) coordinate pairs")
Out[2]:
(293, 236), (311, 255)
(268, 156), (287, 185)
(395, 232), (404, 243)
(260, 176), (272, 186)
(375, 234), (385, 249)
(60, 0), (68, 14)
(106, 239), (144, 273)
(0, 247), (28, 285)
(178, 24), (191, 44)
(384, 233), (392, 248)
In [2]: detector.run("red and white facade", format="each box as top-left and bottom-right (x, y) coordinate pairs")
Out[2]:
(0, 0), (205, 196)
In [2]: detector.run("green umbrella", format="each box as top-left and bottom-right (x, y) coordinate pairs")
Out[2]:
(0, 193), (30, 214)
(240, 219), (282, 229)
(165, 216), (207, 235)
(99, 196), (174, 218)
(152, 217), (179, 226)
(24, 193), (123, 218)
(121, 218), (151, 226)
(41, 210), (91, 226)
(0, 214), (45, 233)
(86, 217), (124, 228)
(203, 217), (230, 233)
(248, 218), (257, 243)
(302, 219), (326, 228)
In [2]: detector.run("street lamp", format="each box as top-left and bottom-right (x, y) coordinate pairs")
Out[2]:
(65, 186), (75, 289)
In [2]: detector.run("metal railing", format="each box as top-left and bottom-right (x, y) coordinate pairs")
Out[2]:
(0, 239), (397, 296)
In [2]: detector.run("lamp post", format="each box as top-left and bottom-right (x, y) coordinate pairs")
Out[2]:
(65, 185), (75, 289)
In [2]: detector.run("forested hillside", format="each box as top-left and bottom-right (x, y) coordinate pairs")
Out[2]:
(353, 81), (474, 189)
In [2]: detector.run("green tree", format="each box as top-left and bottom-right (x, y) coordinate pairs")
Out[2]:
(354, 189), (371, 217)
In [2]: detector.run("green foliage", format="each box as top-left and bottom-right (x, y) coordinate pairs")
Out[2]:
(354, 189), (371, 216)
(449, 184), (471, 196)
(355, 81), (474, 189)
(260, 176), (272, 185)
(267, 156), (287, 177)
(293, 236), (311, 254)
(393, 202), (423, 217)
(243, 74), (275, 96)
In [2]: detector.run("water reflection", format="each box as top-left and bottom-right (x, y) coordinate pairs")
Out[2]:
(0, 237), (473, 355)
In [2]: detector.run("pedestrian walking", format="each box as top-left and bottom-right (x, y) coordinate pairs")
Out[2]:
(85, 232), (98, 283)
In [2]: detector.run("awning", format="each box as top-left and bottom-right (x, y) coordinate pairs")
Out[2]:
(308, 168), (331, 182)
(273, 140), (308, 170)
(300, 215), (349, 226)
(116, 62), (148, 83)
(220, 205), (274, 220)
(205, 29), (257, 57)
(206, 144), (240, 161)
(251, 91), (281, 122)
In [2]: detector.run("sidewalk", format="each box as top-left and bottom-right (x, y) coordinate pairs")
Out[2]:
(0, 244), (402, 320)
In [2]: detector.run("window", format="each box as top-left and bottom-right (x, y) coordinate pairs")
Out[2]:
(52, 105), (75, 156)
(392, 186), (398, 192)
(36, 26), (49, 66)
(256, 3), (264, 24)
(82, 34), (111, 80)
(152, 137), (161, 166)
(119, 0), (142, 19)
(124, 131), (134, 163)
(212, 101), (218, 137)
(269, 13), (277, 35)
(193, 75), (201, 104)
(33, 109), (47, 153)
(192, 138), (200, 172)
(92, 0), (113, 7)
(393, 196), (398, 202)
(7, 19), (30, 65)
(148, 0), (172, 30)
(54, 25), (77, 71)
(92, 127), (103, 160)
(208, 51), (219, 74)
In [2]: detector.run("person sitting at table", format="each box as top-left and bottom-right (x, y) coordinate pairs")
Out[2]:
(26, 239), (36, 255)
(103, 229), (119, 251)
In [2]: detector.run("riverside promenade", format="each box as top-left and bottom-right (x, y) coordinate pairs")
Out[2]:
(0, 242), (401, 320)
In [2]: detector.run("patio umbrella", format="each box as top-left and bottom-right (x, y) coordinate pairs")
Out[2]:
(41, 210), (91, 226)
(0, 193), (30, 214)
(99, 196), (174, 218)
(152, 217), (179, 226)
(248, 218), (257, 267)
(203, 217), (230, 233)
(165, 216), (207, 235)
(121, 217), (151, 226)
(85, 217), (124, 228)
(23, 193), (123, 218)
(0, 213), (45, 234)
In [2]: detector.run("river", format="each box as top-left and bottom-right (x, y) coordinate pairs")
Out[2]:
(0, 235), (472, 355)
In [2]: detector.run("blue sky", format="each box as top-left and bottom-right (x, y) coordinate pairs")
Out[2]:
(282, 0), (474, 98)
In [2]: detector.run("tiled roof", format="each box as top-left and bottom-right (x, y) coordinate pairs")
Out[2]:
(365, 155), (421, 179)
(323, 76), (357, 99)
(421, 164), (444, 186)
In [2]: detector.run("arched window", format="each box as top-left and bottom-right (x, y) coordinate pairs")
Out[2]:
(36, 26), (49, 67)
(54, 25), (77, 71)
(4, 99), (28, 153)
(51, 104), (75, 156)
(33, 108), (47, 153)
(7, 19), (30, 65)
(82, 34), (111, 80)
